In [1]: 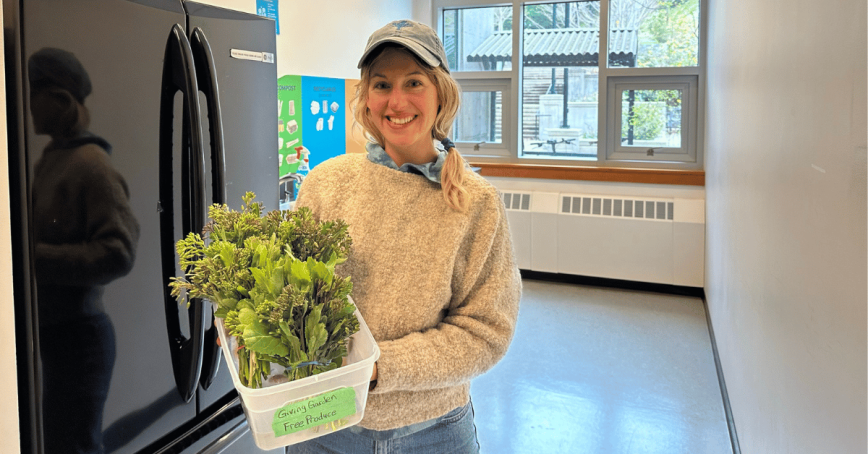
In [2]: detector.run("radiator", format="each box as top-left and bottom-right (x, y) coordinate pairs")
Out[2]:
(501, 190), (705, 287)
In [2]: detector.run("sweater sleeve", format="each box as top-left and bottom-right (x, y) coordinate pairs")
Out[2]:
(371, 185), (522, 394)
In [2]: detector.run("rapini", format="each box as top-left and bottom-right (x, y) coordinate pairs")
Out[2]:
(170, 192), (358, 387)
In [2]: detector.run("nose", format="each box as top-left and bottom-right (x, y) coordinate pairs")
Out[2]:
(387, 87), (408, 111)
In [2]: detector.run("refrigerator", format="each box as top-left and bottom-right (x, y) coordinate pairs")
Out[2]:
(5, 1), (281, 452)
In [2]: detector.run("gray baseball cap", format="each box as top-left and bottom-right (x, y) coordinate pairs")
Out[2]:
(357, 20), (450, 73)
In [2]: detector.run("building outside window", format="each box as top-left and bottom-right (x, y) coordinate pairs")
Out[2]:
(434, 0), (705, 169)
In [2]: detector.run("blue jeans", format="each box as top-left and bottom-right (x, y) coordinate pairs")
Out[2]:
(286, 400), (480, 454)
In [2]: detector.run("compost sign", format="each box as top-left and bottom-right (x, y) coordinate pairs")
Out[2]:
(272, 387), (357, 437)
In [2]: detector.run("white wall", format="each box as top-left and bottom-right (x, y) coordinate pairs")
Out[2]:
(0, 14), (21, 454)
(0, 0), (21, 450)
(413, 0), (433, 25)
(705, 0), (867, 453)
(202, 0), (417, 79)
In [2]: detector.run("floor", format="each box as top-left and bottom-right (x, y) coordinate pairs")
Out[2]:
(470, 278), (733, 454)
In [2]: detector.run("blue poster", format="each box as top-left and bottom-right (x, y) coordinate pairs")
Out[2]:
(256, 0), (279, 34)
(300, 76), (346, 170)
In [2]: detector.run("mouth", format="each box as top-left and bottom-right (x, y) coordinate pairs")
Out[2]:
(387, 115), (416, 125)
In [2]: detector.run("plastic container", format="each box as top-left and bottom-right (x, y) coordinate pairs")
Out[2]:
(215, 301), (380, 450)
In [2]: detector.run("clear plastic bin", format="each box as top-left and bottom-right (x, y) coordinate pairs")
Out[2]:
(215, 301), (380, 450)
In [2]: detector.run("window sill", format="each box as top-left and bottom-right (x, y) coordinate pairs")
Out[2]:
(469, 162), (705, 186)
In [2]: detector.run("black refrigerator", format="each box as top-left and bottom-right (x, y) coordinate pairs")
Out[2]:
(5, 1), (281, 452)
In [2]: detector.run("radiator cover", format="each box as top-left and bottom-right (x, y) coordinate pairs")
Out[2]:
(501, 191), (704, 287)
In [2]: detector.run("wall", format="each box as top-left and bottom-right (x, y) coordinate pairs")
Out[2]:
(0, 0), (21, 450)
(705, 0), (867, 452)
(202, 0), (416, 78)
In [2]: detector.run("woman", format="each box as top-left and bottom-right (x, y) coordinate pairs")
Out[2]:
(292, 20), (521, 453)
(28, 47), (140, 454)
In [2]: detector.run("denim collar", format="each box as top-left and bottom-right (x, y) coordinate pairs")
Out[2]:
(365, 141), (448, 184)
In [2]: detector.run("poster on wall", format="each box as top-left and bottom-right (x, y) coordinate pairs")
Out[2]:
(277, 75), (301, 178)
(277, 74), (363, 209)
(255, 0), (279, 34)
(301, 76), (346, 170)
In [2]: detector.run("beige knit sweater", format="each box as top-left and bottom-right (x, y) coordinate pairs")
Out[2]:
(295, 153), (521, 431)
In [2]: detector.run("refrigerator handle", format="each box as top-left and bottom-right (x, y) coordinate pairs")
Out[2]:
(190, 27), (224, 391)
(158, 23), (207, 403)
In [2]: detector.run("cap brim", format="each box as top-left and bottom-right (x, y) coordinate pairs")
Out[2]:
(357, 37), (442, 69)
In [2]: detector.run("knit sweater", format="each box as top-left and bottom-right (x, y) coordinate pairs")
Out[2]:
(32, 138), (140, 326)
(295, 153), (521, 431)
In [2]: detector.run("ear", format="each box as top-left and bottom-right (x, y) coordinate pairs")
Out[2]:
(46, 87), (77, 108)
(45, 88), (84, 138)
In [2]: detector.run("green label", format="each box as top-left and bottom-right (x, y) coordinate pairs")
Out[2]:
(272, 387), (357, 437)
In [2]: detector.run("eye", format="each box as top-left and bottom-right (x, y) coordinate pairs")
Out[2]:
(372, 81), (389, 90)
(408, 79), (424, 88)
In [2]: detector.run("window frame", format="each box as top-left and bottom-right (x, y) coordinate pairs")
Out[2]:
(452, 76), (514, 158)
(606, 76), (698, 163)
(432, 0), (708, 171)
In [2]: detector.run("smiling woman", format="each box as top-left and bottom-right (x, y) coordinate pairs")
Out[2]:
(364, 47), (440, 167)
(352, 25), (466, 212)
(290, 19), (522, 454)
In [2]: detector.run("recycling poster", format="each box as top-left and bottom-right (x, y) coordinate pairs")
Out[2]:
(277, 75), (363, 182)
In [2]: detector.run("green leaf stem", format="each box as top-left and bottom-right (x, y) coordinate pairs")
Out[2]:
(168, 193), (358, 388)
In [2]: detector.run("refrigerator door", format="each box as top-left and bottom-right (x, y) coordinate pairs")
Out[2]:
(11, 0), (212, 452)
(165, 398), (282, 453)
(184, 1), (280, 413)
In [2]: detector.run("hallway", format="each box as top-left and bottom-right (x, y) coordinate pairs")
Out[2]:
(470, 277), (733, 454)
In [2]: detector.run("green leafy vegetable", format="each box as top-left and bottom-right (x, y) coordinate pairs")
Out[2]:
(170, 192), (358, 387)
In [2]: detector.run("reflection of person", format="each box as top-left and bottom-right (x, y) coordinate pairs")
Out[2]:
(292, 20), (521, 453)
(28, 47), (140, 454)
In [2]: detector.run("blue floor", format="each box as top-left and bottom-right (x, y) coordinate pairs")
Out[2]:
(470, 278), (732, 454)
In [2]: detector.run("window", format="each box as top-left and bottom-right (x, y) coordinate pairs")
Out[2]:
(434, 0), (705, 169)
(442, 6), (513, 71)
(451, 78), (512, 156)
(606, 76), (697, 162)
(454, 90), (503, 144)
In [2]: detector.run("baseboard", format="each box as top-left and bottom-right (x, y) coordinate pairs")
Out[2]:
(701, 295), (741, 454)
(519, 269), (705, 298)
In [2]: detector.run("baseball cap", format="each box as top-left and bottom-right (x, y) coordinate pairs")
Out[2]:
(357, 20), (450, 73)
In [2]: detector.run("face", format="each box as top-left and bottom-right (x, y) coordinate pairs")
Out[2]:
(365, 48), (440, 166)
(29, 88), (72, 137)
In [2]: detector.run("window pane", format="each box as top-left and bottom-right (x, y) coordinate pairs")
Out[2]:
(453, 91), (503, 144)
(443, 6), (512, 72)
(620, 89), (682, 147)
(521, 1), (600, 158)
(609, 0), (700, 68)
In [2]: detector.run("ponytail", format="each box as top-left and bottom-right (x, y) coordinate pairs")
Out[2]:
(439, 140), (469, 212)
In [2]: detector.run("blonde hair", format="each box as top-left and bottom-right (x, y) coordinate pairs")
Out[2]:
(351, 46), (470, 212)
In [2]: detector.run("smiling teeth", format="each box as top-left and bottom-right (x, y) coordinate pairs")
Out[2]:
(389, 116), (414, 125)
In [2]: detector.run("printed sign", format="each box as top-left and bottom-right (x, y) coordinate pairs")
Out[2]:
(256, 0), (279, 34)
(277, 75), (363, 209)
(277, 75), (303, 178)
(301, 76), (347, 171)
(272, 387), (357, 437)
